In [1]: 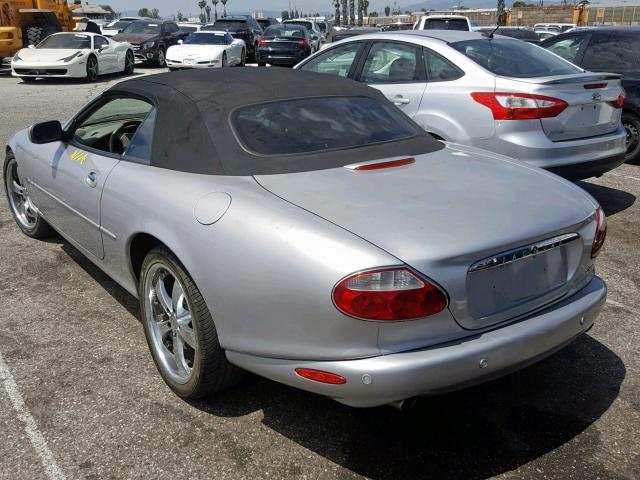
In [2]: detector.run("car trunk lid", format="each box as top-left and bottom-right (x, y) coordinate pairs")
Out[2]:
(255, 144), (596, 332)
(496, 73), (623, 141)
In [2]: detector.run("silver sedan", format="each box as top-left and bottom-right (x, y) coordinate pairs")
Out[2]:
(4, 69), (607, 408)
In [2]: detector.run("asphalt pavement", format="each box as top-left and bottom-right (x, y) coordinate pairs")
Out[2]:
(0, 67), (638, 480)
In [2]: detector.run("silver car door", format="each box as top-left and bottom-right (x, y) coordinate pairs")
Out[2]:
(357, 41), (427, 118)
(31, 96), (153, 259)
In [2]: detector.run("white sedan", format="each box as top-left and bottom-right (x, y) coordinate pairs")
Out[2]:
(166, 31), (245, 70)
(11, 32), (134, 82)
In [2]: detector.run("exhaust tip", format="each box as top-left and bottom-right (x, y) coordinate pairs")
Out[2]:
(389, 397), (418, 412)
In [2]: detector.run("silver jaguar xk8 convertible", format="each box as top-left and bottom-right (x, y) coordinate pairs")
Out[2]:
(4, 69), (607, 408)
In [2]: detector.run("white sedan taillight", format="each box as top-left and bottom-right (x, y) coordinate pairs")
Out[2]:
(332, 267), (447, 321)
(471, 92), (568, 120)
(591, 206), (607, 258)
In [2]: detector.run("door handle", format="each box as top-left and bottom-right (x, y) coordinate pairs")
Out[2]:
(86, 171), (98, 188)
(393, 95), (411, 105)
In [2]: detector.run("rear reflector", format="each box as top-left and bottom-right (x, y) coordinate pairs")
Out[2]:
(584, 83), (607, 89)
(295, 368), (346, 384)
(352, 158), (415, 171)
(471, 92), (568, 120)
(591, 206), (607, 258)
(333, 267), (447, 321)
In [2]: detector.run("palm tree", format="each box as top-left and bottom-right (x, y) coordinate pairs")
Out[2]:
(357, 0), (362, 25)
(363, 0), (369, 17)
(221, 0), (228, 17)
(205, 4), (211, 21)
(384, 5), (390, 16)
(211, 0), (219, 20)
(349, 0), (355, 24)
(333, 0), (341, 25)
(341, 0), (347, 26)
(198, 0), (206, 17)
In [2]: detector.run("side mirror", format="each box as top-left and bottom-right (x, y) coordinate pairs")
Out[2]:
(30, 120), (64, 144)
(178, 39), (183, 44)
(28, 44), (35, 49)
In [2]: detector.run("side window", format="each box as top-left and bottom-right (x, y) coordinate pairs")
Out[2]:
(544, 34), (588, 63)
(299, 42), (361, 77)
(71, 97), (153, 155)
(582, 33), (638, 72)
(124, 108), (156, 164)
(226, 34), (233, 44)
(164, 23), (179, 34)
(424, 48), (464, 81)
(360, 42), (422, 84)
(94, 36), (108, 50)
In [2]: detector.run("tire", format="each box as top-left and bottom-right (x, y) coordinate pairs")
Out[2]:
(124, 50), (135, 75)
(24, 24), (58, 47)
(139, 246), (244, 399)
(155, 47), (166, 67)
(85, 55), (98, 82)
(239, 49), (246, 66)
(221, 52), (227, 68)
(21, 77), (37, 83)
(3, 151), (52, 238)
(257, 62), (266, 67)
(622, 112), (640, 164)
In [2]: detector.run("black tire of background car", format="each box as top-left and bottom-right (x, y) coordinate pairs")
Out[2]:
(239, 49), (245, 67)
(85, 55), (98, 82)
(124, 50), (135, 74)
(155, 47), (166, 67)
(222, 52), (227, 68)
(21, 77), (37, 83)
(3, 151), (52, 238)
(139, 246), (245, 399)
(622, 112), (640, 164)
(257, 62), (266, 67)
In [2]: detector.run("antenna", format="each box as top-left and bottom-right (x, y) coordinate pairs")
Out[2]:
(483, 24), (500, 39)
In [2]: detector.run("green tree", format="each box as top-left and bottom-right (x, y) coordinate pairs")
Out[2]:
(363, 0), (369, 16)
(176, 11), (184, 21)
(138, 7), (150, 17)
(512, 0), (527, 6)
(281, 10), (290, 20)
(341, 0), (347, 25)
(205, 4), (211, 21)
(221, 0), (228, 16)
(369, 10), (378, 16)
(349, 0), (354, 24)
(357, 0), (362, 25)
(197, 0), (206, 19)
(333, 0), (340, 24)
(150, 7), (160, 18)
(211, 0), (219, 20)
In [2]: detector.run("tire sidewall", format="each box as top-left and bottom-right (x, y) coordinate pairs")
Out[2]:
(622, 112), (640, 164)
(139, 249), (205, 398)
(125, 50), (134, 74)
(86, 55), (98, 82)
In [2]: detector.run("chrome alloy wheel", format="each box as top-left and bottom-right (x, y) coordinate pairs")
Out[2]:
(86, 56), (98, 81)
(5, 159), (37, 231)
(144, 263), (197, 384)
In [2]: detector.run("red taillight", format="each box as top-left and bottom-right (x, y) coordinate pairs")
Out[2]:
(296, 39), (308, 47)
(610, 89), (625, 109)
(471, 92), (568, 120)
(295, 368), (346, 384)
(591, 206), (607, 258)
(352, 158), (415, 171)
(332, 267), (447, 321)
(258, 39), (266, 46)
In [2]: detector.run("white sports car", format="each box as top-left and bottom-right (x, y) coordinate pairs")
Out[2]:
(166, 31), (245, 70)
(11, 32), (134, 82)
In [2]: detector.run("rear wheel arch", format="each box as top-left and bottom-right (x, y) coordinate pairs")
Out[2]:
(129, 233), (166, 283)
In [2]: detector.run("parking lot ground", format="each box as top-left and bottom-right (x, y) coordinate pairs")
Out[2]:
(0, 69), (638, 480)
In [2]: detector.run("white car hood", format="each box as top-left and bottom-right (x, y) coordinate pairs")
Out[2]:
(16, 48), (86, 63)
(168, 44), (225, 60)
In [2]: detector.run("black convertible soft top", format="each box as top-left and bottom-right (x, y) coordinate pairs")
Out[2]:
(109, 68), (443, 175)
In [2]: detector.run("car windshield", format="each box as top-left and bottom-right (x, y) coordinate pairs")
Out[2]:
(37, 34), (91, 49)
(179, 26), (199, 33)
(423, 18), (468, 30)
(108, 20), (133, 30)
(263, 26), (306, 38)
(257, 19), (272, 29)
(121, 21), (161, 34)
(212, 20), (247, 30)
(184, 33), (227, 44)
(232, 96), (418, 155)
(451, 38), (582, 77)
(497, 29), (538, 41)
(285, 21), (313, 31)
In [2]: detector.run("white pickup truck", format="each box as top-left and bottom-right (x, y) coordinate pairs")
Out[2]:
(413, 15), (472, 31)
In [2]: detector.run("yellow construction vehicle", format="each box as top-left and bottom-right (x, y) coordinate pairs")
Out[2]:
(0, 0), (79, 62)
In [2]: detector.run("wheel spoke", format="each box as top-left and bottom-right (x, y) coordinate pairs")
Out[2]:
(171, 279), (184, 312)
(156, 275), (173, 316)
(172, 332), (190, 375)
(11, 180), (26, 196)
(177, 321), (196, 349)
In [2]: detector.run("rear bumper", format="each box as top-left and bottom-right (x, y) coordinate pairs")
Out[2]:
(227, 276), (606, 407)
(547, 153), (625, 181)
(256, 52), (307, 65)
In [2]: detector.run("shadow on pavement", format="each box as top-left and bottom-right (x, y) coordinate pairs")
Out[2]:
(577, 181), (636, 217)
(15, 70), (147, 86)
